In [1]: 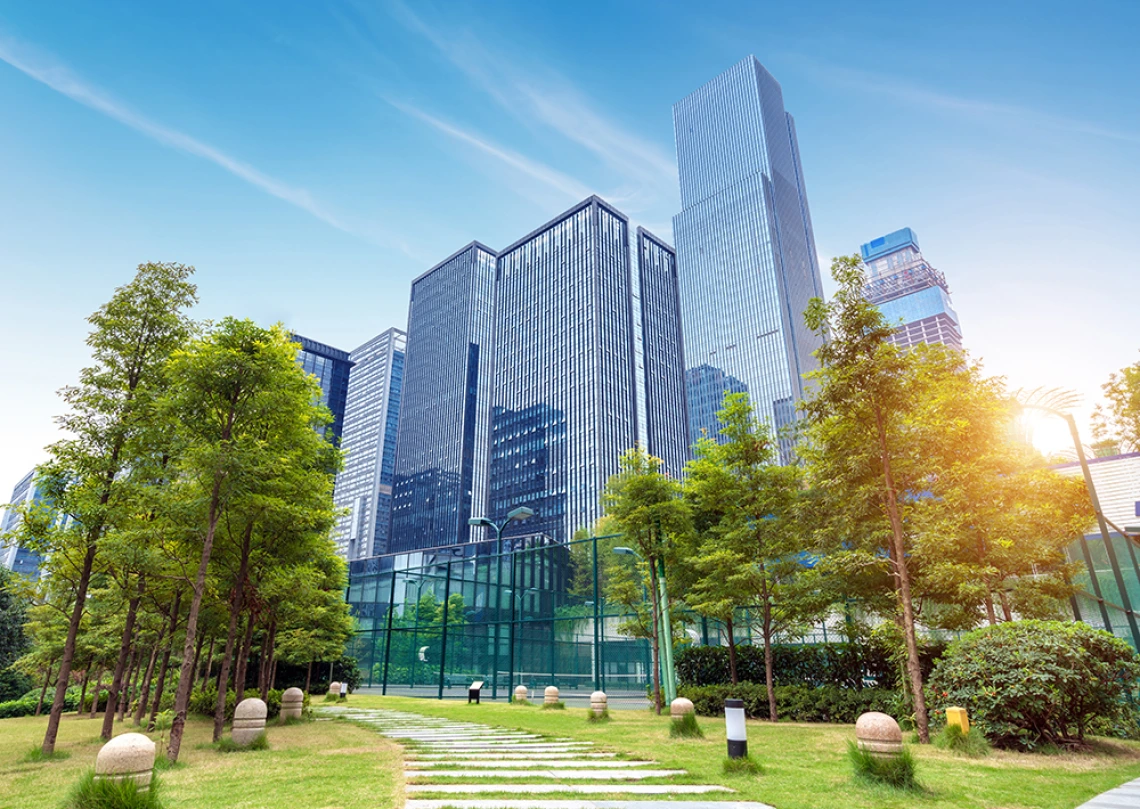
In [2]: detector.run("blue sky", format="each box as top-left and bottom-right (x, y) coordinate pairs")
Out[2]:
(2, 0), (1139, 492)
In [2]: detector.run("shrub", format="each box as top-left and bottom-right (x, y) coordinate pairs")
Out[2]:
(587, 709), (610, 723)
(676, 642), (946, 690)
(670, 712), (704, 738)
(215, 732), (269, 753)
(934, 724), (990, 756)
(929, 620), (1140, 750)
(61, 769), (164, 809)
(541, 701), (566, 710)
(679, 683), (899, 724)
(722, 755), (763, 775)
(848, 742), (917, 789)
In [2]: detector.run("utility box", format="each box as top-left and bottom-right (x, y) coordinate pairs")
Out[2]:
(468, 680), (484, 704)
(946, 706), (970, 734)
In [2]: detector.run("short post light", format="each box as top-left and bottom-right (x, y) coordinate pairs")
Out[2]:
(725, 698), (747, 759)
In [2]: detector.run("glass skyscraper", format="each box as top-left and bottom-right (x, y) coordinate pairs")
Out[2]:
(293, 334), (353, 442)
(389, 244), (497, 554)
(1, 470), (48, 579)
(332, 328), (406, 559)
(672, 56), (825, 460)
(388, 198), (688, 552)
(861, 228), (963, 351)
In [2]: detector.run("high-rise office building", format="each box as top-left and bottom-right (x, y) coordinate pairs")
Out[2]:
(388, 198), (688, 552)
(861, 228), (963, 351)
(331, 328), (406, 559)
(1, 470), (47, 579)
(672, 56), (825, 460)
(293, 334), (353, 442)
(389, 244), (497, 553)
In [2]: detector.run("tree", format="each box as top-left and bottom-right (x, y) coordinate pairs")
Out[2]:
(0, 565), (32, 701)
(683, 392), (830, 719)
(1094, 355), (1140, 452)
(601, 447), (689, 714)
(161, 318), (334, 762)
(800, 255), (1008, 743)
(25, 262), (197, 754)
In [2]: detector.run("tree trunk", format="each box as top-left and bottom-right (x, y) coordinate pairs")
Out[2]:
(725, 615), (739, 685)
(213, 543), (249, 742)
(260, 620), (277, 701)
(190, 630), (205, 688)
(41, 541), (98, 754)
(35, 664), (55, 716)
(234, 613), (256, 699)
(133, 626), (166, 726)
(256, 630), (270, 697)
(166, 478), (224, 763)
(77, 668), (90, 717)
(103, 577), (144, 740)
(874, 404), (930, 743)
(148, 590), (182, 731)
(998, 589), (1013, 622)
(305, 662), (312, 694)
(270, 657), (278, 691)
(984, 590), (998, 625)
(646, 559), (663, 716)
(89, 669), (103, 718)
(195, 634), (210, 689)
(118, 644), (139, 723)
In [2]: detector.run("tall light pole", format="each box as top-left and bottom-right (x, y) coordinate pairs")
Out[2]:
(614, 546), (676, 703)
(469, 507), (535, 700)
(1021, 402), (1140, 650)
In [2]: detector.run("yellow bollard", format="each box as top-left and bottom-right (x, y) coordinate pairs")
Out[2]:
(946, 706), (970, 734)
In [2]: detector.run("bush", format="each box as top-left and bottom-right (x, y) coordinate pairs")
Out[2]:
(676, 641), (947, 690)
(722, 755), (763, 775)
(670, 712), (704, 738)
(215, 732), (269, 753)
(679, 683), (899, 724)
(62, 769), (164, 809)
(587, 708), (610, 723)
(541, 701), (566, 710)
(188, 686), (281, 721)
(929, 620), (1140, 750)
(848, 741), (917, 789)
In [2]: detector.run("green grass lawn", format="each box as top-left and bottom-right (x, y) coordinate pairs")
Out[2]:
(0, 712), (401, 809)
(350, 694), (1140, 809)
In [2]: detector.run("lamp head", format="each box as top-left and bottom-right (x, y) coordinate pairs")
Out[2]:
(507, 506), (535, 522)
(468, 517), (494, 528)
(613, 546), (636, 556)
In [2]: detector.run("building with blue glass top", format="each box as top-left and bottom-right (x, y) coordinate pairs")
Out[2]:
(1, 469), (49, 579)
(861, 228), (963, 351)
(390, 244), (498, 553)
(332, 328), (406, 559)
(672, 56), (825, 460)
(293, 334), (353, 442)
(388, 198), (688, 552)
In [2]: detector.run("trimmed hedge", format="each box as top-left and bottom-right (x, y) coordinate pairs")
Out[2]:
(676, 641), (946, 689)
(0, 685), (85, 719)
(679, 682), (900, 723)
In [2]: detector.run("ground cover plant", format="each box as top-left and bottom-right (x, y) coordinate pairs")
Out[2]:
(847, 741), (918, 789)
(353, 694), (1140, 809)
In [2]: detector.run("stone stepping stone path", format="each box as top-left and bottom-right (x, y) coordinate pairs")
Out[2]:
(1075, 776), (1140, 809)
(319, 706), (775, 809)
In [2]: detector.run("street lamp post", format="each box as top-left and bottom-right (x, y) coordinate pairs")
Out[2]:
(469, 507), (535, 700)
(614, 546), (677, 703)
(1021, 403), (1140, 650)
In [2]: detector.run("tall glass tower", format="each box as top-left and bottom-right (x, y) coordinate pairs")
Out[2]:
(293, 334), (353, 442)
(672, 56), (824, 459)
(1, 469), (53, 580)
(389, 243), (498, 553)
(332, 328), (406, 559)
(861, 228), (963, 351)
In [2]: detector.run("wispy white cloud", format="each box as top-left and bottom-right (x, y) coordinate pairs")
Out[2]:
(804, 60), (1140, 146)
(384, 98), (595, 201)
(0, 33), (426, 260)
(377, 1), (679, 212)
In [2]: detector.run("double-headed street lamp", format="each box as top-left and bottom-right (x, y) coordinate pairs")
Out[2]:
(469, 507), (535, 699)
(613, 546), (676, 704)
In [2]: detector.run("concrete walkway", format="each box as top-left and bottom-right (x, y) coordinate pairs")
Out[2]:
(319, 705), (775, 809)
(1075, 777), (1140, 809)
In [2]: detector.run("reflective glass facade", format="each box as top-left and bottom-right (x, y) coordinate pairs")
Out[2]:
(672, 56), (824, 459)
(490, 198), (638, 542)
(390, 244), (497, 553)
(861, 228), (963, 351)
(1, 470), (47, 580)
(332, 328), (406, 559)
(293, 334), (353, 441)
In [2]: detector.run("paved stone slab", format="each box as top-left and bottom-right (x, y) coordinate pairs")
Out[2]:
(411, 753), (617, 760)
(407, 802), (774, 809)
(406, 785), (733, 795)
(1077, 778), (1140, 809)
(406, 761), (657, 769)
(405, 770), (685, 780)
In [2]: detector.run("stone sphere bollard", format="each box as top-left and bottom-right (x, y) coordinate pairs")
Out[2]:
(544, 685), (560, 705)
(855, 711), (902, 759)
(670, 697), (695, 718)
(233, 697), (268, 746)
(513, 685), (528, 703)
(590, 691), (608, 716)
(95, 732), (155, 791)
(280, 687), (304, 720)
